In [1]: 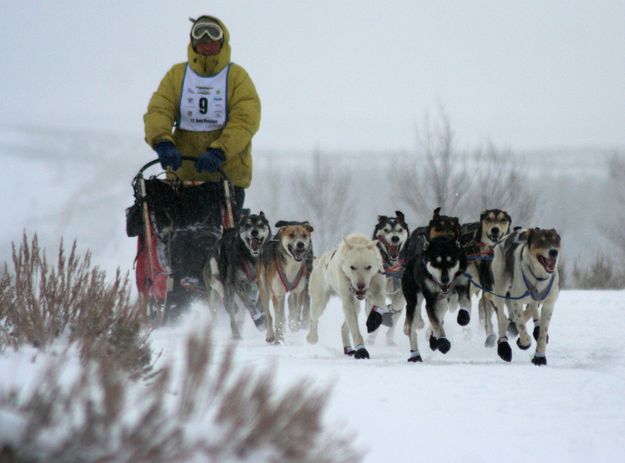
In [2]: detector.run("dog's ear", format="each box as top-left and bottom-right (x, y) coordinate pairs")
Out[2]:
(377, 215), (388, 224)
(275, 220), (287, 228)
(480, 210), (489, 221)
(303, 222), (314, 233)
(259, 211), (265, 219)
(343, 237), (353, 249)
(526, 227), (539, 246)
(504, 211), (512, 228)
(367, 240), (378, 250)
(433, 207), (441, 218)
(395, 210), (405, 221)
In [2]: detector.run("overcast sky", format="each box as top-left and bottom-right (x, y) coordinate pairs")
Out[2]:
(2, 0), (624, 152)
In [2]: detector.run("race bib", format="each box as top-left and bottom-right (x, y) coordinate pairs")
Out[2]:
(179, 64), (229, 131)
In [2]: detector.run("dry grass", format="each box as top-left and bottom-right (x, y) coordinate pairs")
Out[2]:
(0, 233), (151, 377)
(0, 329), (361, 463)
(0, 233), (361, 462)
(572, 254), (625, 289)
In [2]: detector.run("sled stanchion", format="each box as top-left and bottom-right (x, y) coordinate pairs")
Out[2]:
(139, 175), (157, 294)
(219, 167), (235, 230)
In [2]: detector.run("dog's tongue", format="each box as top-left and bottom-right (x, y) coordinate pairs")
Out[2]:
(388, 244), (400, 258)
(538, 255), (556, 272)
(250, 238), (261, 251)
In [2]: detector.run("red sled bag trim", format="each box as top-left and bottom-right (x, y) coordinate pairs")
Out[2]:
(136, 222), (170, 302)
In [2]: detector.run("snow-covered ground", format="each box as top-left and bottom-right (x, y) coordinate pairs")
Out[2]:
(2, 283), (624, 461)
(147, 289), (625, 462)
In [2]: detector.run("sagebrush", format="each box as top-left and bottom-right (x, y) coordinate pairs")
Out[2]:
(0, 233), (150, 376)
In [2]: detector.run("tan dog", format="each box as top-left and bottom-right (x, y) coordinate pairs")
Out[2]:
(257, 222), (314, 343)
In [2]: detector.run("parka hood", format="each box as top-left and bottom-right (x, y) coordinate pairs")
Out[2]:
(187, 15), (231, 76)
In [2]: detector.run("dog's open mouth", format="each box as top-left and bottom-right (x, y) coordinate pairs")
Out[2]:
(438, 284), (450, 294)
(386, 243), (401, 259)
(247, 237), (263, 254)
(288, 245), (306, 262)
(537, 255), (557, 273)
(487, 233), (500, 242)
(350, 286), (367, 300)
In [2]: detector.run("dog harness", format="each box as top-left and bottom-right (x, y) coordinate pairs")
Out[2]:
(275, 258), (306, 292)
(240, 259), (257, 282)
(179, 64), (230, 131)
(464, 245), (556, 301)
(464, 241), (495, 262)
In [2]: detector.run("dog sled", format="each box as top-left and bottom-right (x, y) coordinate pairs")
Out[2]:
(126, 156), (235, 322)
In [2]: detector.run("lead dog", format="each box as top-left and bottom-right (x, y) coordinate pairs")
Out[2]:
(402, 236), (470, 362)
(485, 227), (560, 365)
(401, 208), (465, 330)
(307, 233), (386, 359)
(257, 221), (314, 343)
(204, 211), (271, 339)
(371, 211), (410, 344)
(460, 209), (512, 346)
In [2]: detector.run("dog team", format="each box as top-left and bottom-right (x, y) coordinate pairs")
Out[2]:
(203, 207), (561, 366)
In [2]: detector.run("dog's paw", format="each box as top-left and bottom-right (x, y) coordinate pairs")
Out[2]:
(437, 337), (451, 354)
(497, 338), (512, 362)
(407, 352), (423, 363)
(343, 346), (356, 356)
(429, 333), (438, 351)
(265, 335), (275, 344)
(531, 355), (547, 366)
(354, 347), (370, 359)
(484, 333), (497, 348)
(306, 331), (319, 344)
(506, 321), (519, 338)
(533, 325), (550, 343)
(516, 337), (531, 350)
(457, 309), (470, 326)
(253, 317), (267, 332)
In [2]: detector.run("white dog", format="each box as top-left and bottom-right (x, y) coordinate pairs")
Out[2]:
(306, 233), (386, 359)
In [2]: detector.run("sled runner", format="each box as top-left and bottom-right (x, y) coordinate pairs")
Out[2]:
(126, 157), (234, 322)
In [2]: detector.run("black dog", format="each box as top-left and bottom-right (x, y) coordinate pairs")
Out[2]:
(204, 210), (271, 338)
(402, 207), (461, 263)
(402, 236), (470, 362)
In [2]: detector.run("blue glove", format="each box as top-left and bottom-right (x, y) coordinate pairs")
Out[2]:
(154, 141), (182, 170)
(195, 148), (226, 173)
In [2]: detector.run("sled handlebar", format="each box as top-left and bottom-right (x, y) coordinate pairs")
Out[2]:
(136, 156), (230, 182)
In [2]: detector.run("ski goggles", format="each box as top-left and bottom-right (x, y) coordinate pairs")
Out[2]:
(190, 20), (224, 41)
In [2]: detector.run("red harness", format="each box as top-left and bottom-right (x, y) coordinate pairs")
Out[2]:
(275, 258), (306, 292)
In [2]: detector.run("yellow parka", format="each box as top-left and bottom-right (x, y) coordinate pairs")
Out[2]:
(144, 16), (261, 188)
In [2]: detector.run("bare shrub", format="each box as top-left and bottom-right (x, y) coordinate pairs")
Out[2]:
(0, 329), (361, 463)
(0, 233), (150, 376)
(390, 111), (470, 221)
(292, 150), (356, 253)
(389, 110), (537, 225)
(571, 254), (625, 289)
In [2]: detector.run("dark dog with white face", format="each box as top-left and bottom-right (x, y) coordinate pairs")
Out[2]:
(402, 236), (470, 362)
(402, 207), (468, 330)
(204, 211), (272, 339)
(371, 210), (410, 344)
(460, 209), (512, 346)
(257, 221), (314, 343)
(486, 227), (561, 365)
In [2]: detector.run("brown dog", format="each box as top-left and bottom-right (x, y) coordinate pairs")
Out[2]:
(257, 222), (314, 343)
